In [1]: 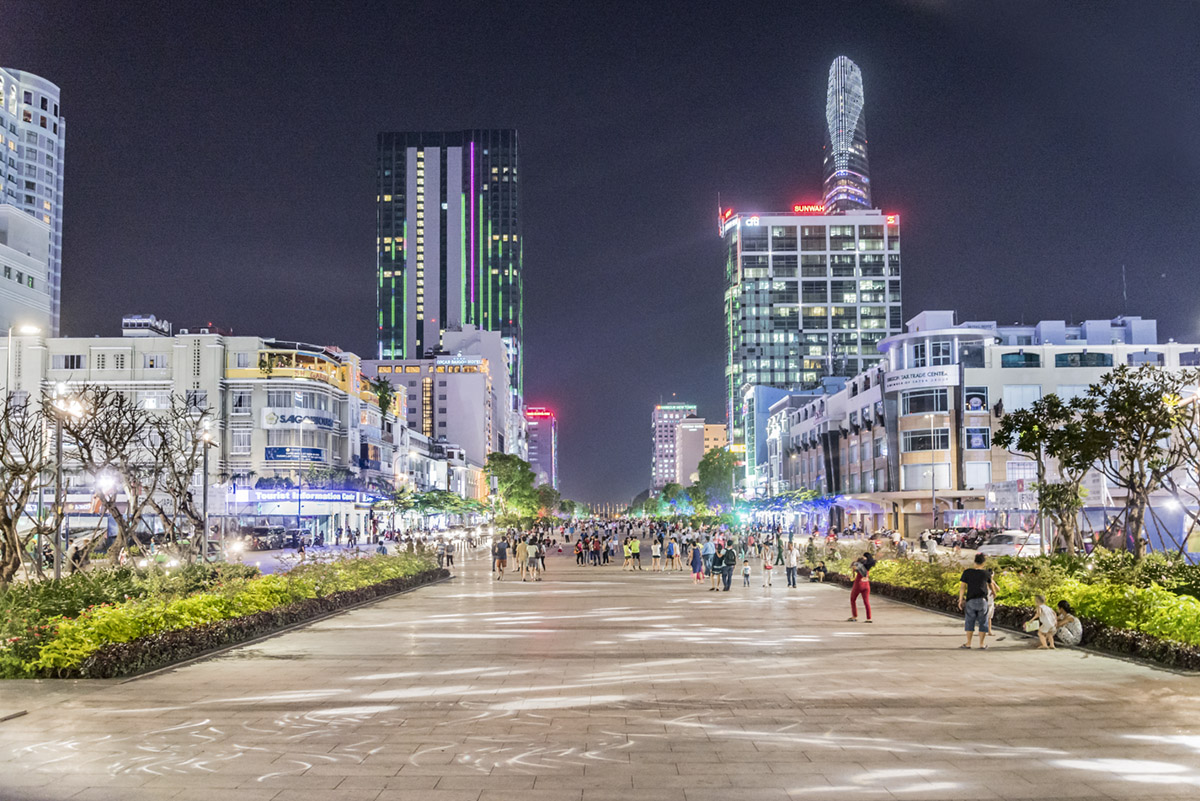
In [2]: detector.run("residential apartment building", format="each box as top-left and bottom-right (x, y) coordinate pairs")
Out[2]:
(0, 205), (50, 332)
(0, 68), (64, 334)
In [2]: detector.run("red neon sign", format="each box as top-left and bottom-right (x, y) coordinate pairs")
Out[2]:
(526, 407), (553, 418)
(885, 214), (899, 224)
(722, 208), (734, 220)
(793, 203), (824, 214)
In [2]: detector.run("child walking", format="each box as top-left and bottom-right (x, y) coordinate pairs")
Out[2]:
(742, 558), (752, 587)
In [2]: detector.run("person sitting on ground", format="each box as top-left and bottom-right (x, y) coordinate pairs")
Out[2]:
(809, 560), (827, 582)
(1027, 594), (1057, 649)
(1055, 599), (1083, 646)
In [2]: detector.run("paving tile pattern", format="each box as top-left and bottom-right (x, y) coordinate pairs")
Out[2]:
(1, 551), (1199, 800)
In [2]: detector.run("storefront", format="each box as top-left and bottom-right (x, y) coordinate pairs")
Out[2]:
(220, 487), (383, 538)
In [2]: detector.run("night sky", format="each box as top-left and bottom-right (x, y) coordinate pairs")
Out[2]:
(5, 1), (1200, 505)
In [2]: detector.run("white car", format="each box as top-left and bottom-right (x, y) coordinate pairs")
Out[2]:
(977, 530), (1043, 558)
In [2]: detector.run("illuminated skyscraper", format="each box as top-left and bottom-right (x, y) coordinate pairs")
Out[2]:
(0, 69), (64, 334)
(376, 130), (522, 400)
(652, 403), (697, 490)
(822, 56), (872, 213)
(526, 407), (558, 490)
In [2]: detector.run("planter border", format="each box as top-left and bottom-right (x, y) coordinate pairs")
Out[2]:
(64, 567), (452, 680)
(821, 569), (1200, 673)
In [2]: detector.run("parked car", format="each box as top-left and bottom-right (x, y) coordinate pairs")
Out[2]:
(977, 530), (1043, 558)
(249, 526), (285, 550)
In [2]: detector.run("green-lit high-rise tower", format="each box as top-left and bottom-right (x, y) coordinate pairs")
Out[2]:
(375, 129), (522, 398)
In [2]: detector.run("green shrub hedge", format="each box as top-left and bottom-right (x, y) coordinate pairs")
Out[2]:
(1, 553), (437, 678)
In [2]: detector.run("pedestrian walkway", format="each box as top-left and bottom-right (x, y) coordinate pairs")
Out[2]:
(1, 552), (1199, 800)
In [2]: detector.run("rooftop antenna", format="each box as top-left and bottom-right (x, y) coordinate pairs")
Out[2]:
(1121, 265), (1128, 315)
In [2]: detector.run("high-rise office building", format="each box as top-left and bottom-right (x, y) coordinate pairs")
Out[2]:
(375, 130), (522, 404)
(526, 407), (558, 490)
(721, 208), (901, 449)
(0, 69), (64, 334)
(822, 56), (871, 214)
(652, 403), (697, 490)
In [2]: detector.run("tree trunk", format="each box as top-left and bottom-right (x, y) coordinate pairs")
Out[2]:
(1128, 490), (1147, 559)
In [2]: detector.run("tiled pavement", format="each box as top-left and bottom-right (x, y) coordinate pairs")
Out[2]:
(1, 552), (1200, 801)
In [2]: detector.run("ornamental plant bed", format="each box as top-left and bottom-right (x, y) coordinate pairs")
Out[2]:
(76, 568), (448, 679)
(825, 569), (1200, 671)
(1, 553), (443, 679)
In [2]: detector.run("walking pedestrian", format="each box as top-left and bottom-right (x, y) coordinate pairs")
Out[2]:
(690, 541), (704, 584)
(721, 542), (737, 591)
(784, 541), (798, 588)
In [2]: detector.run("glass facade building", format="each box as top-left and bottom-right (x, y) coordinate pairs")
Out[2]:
(376, 130), (522, 396)
(722, 210), (901, 447)
(822, 56), (871, 214)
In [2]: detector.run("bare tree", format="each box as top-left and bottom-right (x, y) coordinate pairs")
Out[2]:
(144, 396), (212, 561)
(0, 397), (61, 586)
(59, 386), (167, 563)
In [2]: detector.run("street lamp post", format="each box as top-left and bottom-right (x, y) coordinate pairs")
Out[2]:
(50, 385), (84, 580)
(200, 421), (213, 561)
(927, 412), (937, 532)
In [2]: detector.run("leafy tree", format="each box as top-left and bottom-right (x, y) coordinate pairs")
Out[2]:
(994, 393), (1106, 554)
(366, 376), (397, 416)
(535, 483), (561, 517)
(485, 452), (538, 519)
(696, 448), (737, 510)
(558, 499), (576, 517)
(1081, 365), (1195, 559)
(658, 482), (684, 515)
(685, 483), (708, 516)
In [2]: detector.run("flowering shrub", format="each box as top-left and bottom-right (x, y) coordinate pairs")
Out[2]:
(1, 553), (438, 678)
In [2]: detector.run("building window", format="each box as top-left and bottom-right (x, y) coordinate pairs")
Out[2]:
(901, 428), (950, 452)
(51, 354), (84, 370)
(931, 340), (953, 365)
(1055, 385), (1089, 402)
(186, 390), (209, 410)
(873, 436), (885, 458)
(231, 390), (252, 414)
(267, 389), (293, 407)
(964, 427), (990, 449)
(1128, 351), (1164, 366)
(912, 342), (927, 367)
(1006, 460), (1038, 481)
(1055, 352), (1113, 368)
(231, 429), (252, 455)
(136, 390), (170, 410)
(901, 463), (950, 490)
(901, 388), (948, 416)
(1001, 352), (1041, 368)
(114, 354), (126, 370)
(964, 386), (988, 413)
(1180, 351), (1200, 367)
(235, 352), (251, 368)
(144, 353), (168, 369)
(964, 461), (991, 489)
(1002, 384), (1041, 412)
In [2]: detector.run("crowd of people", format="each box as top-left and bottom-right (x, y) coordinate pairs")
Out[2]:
(485, 519), (1085, 651)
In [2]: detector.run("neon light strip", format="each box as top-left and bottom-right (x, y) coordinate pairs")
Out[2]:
(469, 141), (476, 316)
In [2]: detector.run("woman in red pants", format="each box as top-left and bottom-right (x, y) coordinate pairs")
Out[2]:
(848, 551), (875, 623)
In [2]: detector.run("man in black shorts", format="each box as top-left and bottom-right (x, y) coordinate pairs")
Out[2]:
(494, 539), (508, 580)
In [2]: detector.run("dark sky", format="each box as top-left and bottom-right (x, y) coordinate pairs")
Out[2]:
(5, 1), (1200, 504)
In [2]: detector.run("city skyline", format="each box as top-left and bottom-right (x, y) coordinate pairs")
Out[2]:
(3, 3), (1199, 503)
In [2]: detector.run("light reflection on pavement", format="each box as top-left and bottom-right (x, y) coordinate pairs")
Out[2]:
(0, 550), (1199, 800)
